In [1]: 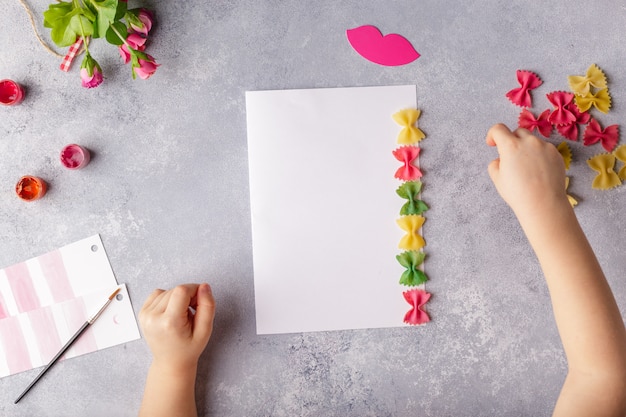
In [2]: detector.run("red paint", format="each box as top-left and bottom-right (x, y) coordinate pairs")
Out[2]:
(0, 316), (33, 374)
(60, 144), (90, 169)
(28, 306), (62, 363)
(5, 262), (41, 313)
(39, 250), (75, 303)
(0, 79), (24, 105)
(15, 176), (47, 201)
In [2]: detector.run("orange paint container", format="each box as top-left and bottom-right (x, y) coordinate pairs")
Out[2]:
(16, 176), (47, 201)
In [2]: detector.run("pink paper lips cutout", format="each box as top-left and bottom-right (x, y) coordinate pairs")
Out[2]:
(346, 25), (420, 66)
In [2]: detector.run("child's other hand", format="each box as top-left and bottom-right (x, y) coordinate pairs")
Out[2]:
(139, 283), (215, 371)
(486, 124), (569, 220)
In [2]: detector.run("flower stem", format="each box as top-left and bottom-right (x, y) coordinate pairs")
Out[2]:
(110, 23), (132, 49)
(73, 0), (91, 54)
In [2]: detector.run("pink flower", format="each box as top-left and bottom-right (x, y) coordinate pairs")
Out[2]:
(119, 34), (147, 64)
(130, 9), (153, 36)
(79, 53), (103, 88)
(80, 66), (103, 88)
(133, 55), (159, 79)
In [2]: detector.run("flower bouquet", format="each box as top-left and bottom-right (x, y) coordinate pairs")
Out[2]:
(43, 0), (158, 88)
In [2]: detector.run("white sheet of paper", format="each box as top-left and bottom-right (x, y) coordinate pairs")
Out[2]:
(246, 85), (421, 335)
(0, 235), (140, 377)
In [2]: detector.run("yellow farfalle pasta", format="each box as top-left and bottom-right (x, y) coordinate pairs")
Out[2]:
(396, 215), (426, 250)
(565, 177), (577, 207)
(575, 88), (611, 114)
(557, 142), (572, 170)
(614, 144), (626, 181)
(392, 109), (426, 145)
(568, 64), (607, 96)
(586, 154), (621, 190)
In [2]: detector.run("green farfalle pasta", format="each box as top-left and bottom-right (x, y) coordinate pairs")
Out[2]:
(396, 181), (429, 215)
(396, 250), (428, 286)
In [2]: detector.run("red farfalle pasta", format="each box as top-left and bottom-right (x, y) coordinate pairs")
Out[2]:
(506, 70), (542, 107)
(555, 102), (591, 141)
(518, 109), (552, 137)
(583, 118), (620, 152)
(403, 288), (431, 325)
(393, 146), (422, 181)
(546, 91), (576, 126)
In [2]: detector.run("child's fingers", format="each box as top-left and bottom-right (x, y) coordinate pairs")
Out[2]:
(192, 283), (216, 343)
(487, 157), (501, 183)
(486, 123), (517, 149)
(141, 288), (166, 312)
(165, 284), (200, 318)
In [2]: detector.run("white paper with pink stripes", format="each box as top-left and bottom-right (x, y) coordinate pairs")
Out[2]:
(0, 235), (140, 378)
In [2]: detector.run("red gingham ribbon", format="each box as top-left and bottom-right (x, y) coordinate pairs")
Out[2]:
(59, 38), (84, 72)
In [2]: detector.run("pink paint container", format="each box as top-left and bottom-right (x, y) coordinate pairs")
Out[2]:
(16, 176), (47, 201)
(0, 79), (25, 106)
(60, 144), (91, 169)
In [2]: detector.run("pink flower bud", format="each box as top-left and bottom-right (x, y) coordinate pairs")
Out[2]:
(133, 55), (159, 80)
(80, 66), (103, 88)
(131, 9), (153, 36)
(119, 45), (131, 64)
(126, 33), (147, 50)
(79, 53), (103, 88)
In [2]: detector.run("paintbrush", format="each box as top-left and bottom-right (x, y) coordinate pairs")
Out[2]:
(14, 286), (122, 404)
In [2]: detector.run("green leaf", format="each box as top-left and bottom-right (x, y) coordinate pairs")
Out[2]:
(69, 14), (94, 38)
(91, 0), (118, 38)
(43, 2), (82, 46)
(105, 21), (127, 45)
(114, 0), (127, 20)
(43, 2), (74, 28)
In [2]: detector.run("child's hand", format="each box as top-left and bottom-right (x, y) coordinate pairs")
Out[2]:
(139, 283), (215, 372)
(486, 124), (569, 220)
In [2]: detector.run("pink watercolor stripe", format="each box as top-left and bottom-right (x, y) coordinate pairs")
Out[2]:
(28, 306), (63, 364)
(0, 291), (8, 319)
(38, 249), (75, 303)
(0, 316), (33, 375)
(5, 262), (41, 313)
(61, 297), (97, 358)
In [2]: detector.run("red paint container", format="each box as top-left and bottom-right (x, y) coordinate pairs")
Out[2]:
(0, 79), (25, 106)
(60, 144), (90, 169)
(16, 176), (47, 201)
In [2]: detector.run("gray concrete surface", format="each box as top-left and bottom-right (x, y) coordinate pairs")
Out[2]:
(1, 1), (625, 416)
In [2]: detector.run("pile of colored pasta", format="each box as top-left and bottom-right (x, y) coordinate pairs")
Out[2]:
(506, 64), (624, 191)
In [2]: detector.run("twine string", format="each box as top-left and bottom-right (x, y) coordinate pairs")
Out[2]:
(17, 0), (64, 58)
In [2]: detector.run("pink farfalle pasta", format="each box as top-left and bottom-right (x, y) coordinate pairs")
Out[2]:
(583, 118), (619, 152)
(393, 146), (422, 181)
(555, 102), (591, 141)
(403, 288), (431, 325)
(518, 109), (552, 137)
(396, 215), (426, 250)
(547, 91), (576, 126)
(506, 70), (542, 107)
